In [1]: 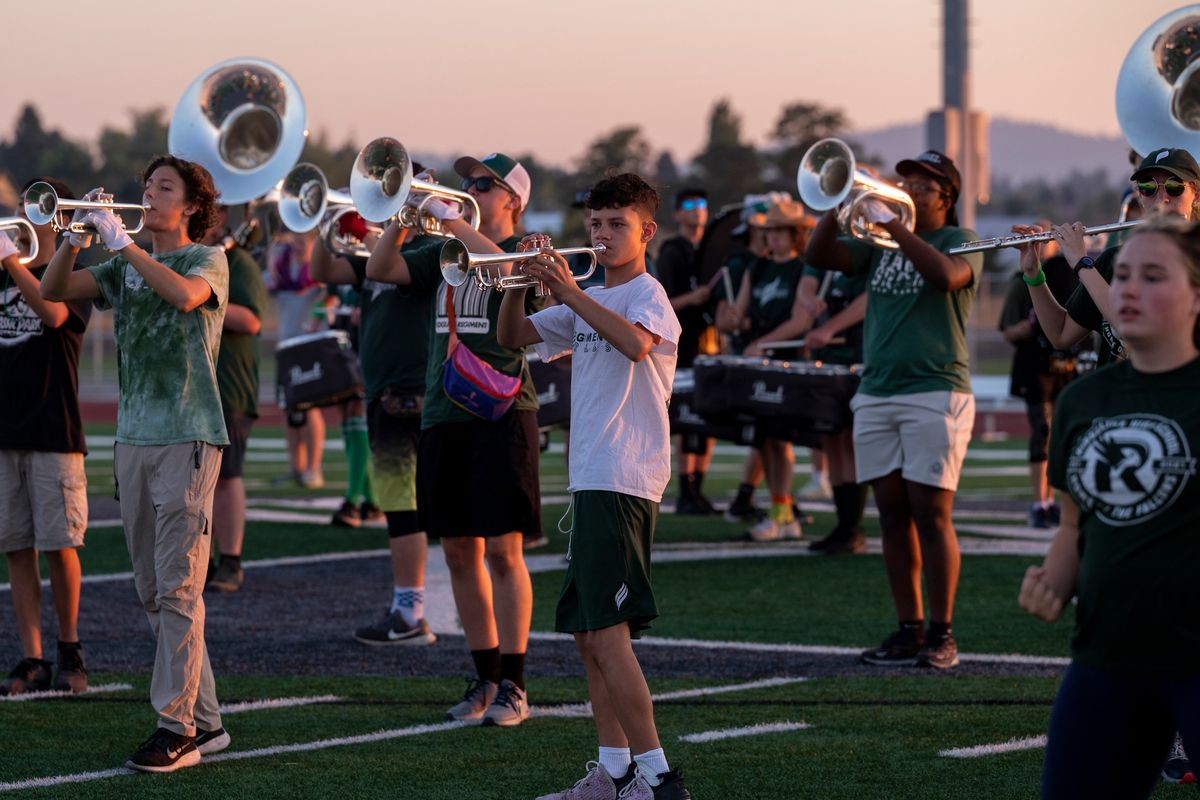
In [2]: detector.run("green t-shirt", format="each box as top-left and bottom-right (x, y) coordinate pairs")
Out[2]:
(746, 256), (804, 342)
(89, 243), (229, 445)
(1064, 245), (1125, 365)
(1048, 357), (1200, 673)
(350, 252), (431, 400)
(845, 226), (983, 395)
(217, 246), (267, 417)
(405, 236), (544, 428)
(801, 264), (868, 365)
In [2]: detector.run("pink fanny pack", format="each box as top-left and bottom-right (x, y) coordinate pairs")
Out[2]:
(441, 285), (521, 421)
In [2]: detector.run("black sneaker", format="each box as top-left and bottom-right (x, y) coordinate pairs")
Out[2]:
(52, 641), (88, 693)
(359, 502), (385, 524)
(674, 494), (703, 515)
(0, 657), (53, 696)
(354, 610), (436, 646)
(126, 728), (200, 773)
(823, 528), (867, 555)
(692, 492), (717, 516)
(1046, 503), (1062, 526)
(331, 500), (362, 528)
(207, 559), (244, 593)
(724, 497), (764, 523)
(861, 626), (925, 666)
(1162, 735), (1195, 784)
(916, 631), (960, 670)
(651, 769), (692, 799)
(1029, 504), (1051, 529)
(196, 726), (231, 755)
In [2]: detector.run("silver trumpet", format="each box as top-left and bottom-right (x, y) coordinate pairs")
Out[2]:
(439, 238), (605, 296)
(277, 162), (354, 233)
(946, 221), (1140, 255)
(350, 137), (481, 237)
(320, 205), (383, 259)
(23, 182), (148, 237)
(0, 217), (38, 265)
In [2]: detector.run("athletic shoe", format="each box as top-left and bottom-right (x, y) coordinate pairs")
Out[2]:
(534, 762), (645, 800)
(0, 657), (53, 696)
(359, 502), (386, 524)
(692, 492), (717, 516)
(779, 519), (803, 540)
(648, 769), (692, 799)
(299, 470), (325, 490)
(916, 631), (960, 670)
(445, 678), (497, 722)
(1163, 735), (1195, 784)
(1029, 504), (1051, 529)
(52, 641), (88, 693)
(1046, 503), (1062, 526)
(354, 611), (436, 646)
(823, 529), (867, 556)
(482, 679), (529, 727)
(207, 560), (244, 593)
(746, 518), (781, 542)
(674, 494), (704, 516)
(861, 626), (925, 666)
(125, 728), (201, 773)
(331, 500), (362, 528)
(724, 498), (764, 524)
(797, 474), (833, 501)
(196, 726), (231, 755)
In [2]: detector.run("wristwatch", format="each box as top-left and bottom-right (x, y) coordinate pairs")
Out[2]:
(1073, 256), (1096, 275)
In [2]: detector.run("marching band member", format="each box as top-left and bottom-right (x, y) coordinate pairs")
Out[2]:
(498, 172), (691, 800)
(367, 153), (540, 726)
(0, 178), (91, 696)
(1019, 216), (1200, 799)
(40, 155), (230, 772)
(807, 150), (983, 670)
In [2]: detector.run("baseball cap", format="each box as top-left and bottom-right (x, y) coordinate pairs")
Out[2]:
(895, 150), (962, 201)
(1130, 147), (1200, 182)
(454, 153), (532, 210)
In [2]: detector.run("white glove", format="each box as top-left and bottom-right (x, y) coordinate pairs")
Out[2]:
(861, 199), (897, 225)
(0, 232), (18, 262)
(68, 186), (106, 249)
(85, 210), (133, 251)
(421, 196), (463, 222)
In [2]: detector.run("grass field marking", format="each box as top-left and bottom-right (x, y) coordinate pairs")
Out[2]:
(938, 734), (1047, 758)
(0, 682), (133, 702)
(0, 768), (130, 793)
(679, 721), (811, 744)
(532, 677), (811, 720)
(219, 694), (343, 715)
(529, 632), (1071, 666)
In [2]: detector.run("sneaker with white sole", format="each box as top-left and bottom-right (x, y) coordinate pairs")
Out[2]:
(481, 679), (529, 727)
(797, 474), (832, 500)
(354, 610), (436, 646)
(535, 762), (646, 800)
(747, 518), (781, 542)
(446, 678), (497, 722)
(126, 728), (201, 773)
(779, 519), (803, 540)
(196, 727), (231, 755)
(1162, 734), (1195, 784)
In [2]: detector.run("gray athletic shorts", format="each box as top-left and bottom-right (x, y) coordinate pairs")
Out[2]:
(0, 450), (87, 552)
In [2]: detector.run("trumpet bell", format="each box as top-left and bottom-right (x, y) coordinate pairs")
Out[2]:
(439, 238), (470, 287)
(23, 182), (59, 227)
(797, 138), (855, 211)
(169, 58), (308, 205)
(351, 137), (414, 223)
(279, 163), (329, 233)
(1116, 5), (1200, 157)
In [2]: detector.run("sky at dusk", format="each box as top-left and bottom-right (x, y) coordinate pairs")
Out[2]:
(2, 0), (1188, 166)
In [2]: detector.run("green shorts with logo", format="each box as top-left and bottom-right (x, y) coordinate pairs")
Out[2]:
(556, 490), (659, 638)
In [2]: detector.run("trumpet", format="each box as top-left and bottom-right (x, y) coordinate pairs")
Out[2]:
(319, 206), (383, 259)
(23, 182), (148, 237)
(277, 162), (354, 233)
(946, 221), (1140, 255)
(0, 217), (38, 265)
(797, 138), (916, 250)
(350, 137), (481, 238)
(439, 238), (604, 296)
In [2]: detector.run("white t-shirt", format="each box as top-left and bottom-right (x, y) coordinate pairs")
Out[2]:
(529, 273), (682, 502)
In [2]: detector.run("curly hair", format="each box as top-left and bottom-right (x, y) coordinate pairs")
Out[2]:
(1121, 214), (1200, 348)
(142, 155), (220, 242)
(586, 172), (660, 221)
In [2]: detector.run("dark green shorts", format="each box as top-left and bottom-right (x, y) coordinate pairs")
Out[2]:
(556, 490), (659, 638)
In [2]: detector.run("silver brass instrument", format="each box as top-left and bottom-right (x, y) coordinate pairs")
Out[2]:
(797, 138), (916, 250)
(350, 137), (481, 237)
(320, 205), (383, 259)
(439, 238), (605, 296)
(168, 58), (309, 204)
(23, 182), (148, 237)
(1116, 5), (1200, 158)
(0, 217), (38, 265)
(278, 163), (355, 233)
(946, 221), (1141, 255)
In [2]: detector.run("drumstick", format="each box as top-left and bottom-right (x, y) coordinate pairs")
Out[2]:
(817, 270), (834, 300)
(759, 337), (846, 352)
(719, 266), (735, 304)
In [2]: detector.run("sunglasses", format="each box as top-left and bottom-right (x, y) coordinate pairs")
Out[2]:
(461, 175), (510, 194)
(679, 198), (707, 211)
(897, 179), (946, 197)
(1136, 179), (1188, 198)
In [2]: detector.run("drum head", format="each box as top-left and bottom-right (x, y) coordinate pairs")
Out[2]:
(695, 204), (748, 287)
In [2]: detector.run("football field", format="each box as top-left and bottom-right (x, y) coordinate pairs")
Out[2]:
(0, 430), (1191, 798)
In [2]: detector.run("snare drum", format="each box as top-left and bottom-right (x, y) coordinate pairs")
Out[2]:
(670, 368), (757, 446)
(276, 330), (364, 411)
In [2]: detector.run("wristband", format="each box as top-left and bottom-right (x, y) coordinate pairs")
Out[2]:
(1022, 268), (1047, 287)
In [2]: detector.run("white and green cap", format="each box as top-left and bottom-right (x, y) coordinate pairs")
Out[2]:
(454, 152), (532, 210)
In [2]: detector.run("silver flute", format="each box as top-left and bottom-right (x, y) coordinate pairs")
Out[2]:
(947, 220), (1140, 255)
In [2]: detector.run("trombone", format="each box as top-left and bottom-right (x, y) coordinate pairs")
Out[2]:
(439, 238), (605, 296)
(0, 217), (38, 265)
(797, 138), (916, 250)
(23, 182), (148, 237)
(350, 137), (481, 238)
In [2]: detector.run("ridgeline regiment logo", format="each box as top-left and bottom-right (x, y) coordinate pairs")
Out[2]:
(1067, 414), (1196, 526)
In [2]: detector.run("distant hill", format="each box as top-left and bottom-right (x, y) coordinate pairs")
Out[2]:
(851, 118), (1131, 185)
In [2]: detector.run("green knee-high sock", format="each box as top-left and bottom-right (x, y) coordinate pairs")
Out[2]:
(344, 415), (370, 504)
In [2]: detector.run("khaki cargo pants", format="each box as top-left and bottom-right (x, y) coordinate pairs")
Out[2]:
(115, 441), (223, 737)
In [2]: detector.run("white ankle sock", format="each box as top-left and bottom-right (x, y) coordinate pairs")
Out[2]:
(598, 746), (631, 779)
(390, 586), (424, 626)
(634, 748), (670, 786)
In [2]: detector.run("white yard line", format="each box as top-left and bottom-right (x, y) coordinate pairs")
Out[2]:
(680, 721), (811, 744)
(939, 735), (1047, 758)
(219, 695), (342, 714)
(0, 682), (133, 702)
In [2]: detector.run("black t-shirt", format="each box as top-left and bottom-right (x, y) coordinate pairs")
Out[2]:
(1064, 246), (1124, 365)
(654, 235), (706, 364)
(0, 264), (91, 453)
(998, 256), (1085, 398)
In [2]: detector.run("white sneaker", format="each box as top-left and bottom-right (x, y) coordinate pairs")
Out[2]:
(445, 678), (497, 722)
(747, 518), (781, 542)
(798, 473), (832, 500)
(534, 762), (647, 800)
(779, 519), (803, 540)
(481, 679), (528, 727)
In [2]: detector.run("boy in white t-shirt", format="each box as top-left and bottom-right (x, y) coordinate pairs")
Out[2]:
(498, 174), (690, 800)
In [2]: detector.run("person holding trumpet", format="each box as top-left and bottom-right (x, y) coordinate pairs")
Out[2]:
(40, 155), (230, 772)
(0, 178), (92, 697)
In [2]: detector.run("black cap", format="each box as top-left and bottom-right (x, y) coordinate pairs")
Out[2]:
(1130, 148), (1200, 182)
(895, 150), (962, 201)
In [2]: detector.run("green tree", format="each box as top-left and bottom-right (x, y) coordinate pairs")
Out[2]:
(0, 104), (94, 195)
(576, 126), (652, 185)
(95, 108), (169, 201)
(767, 101), (850, 192)
(690, 99), (762, 209)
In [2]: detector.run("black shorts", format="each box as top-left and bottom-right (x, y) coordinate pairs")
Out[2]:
(417, 410), (542, 539)
(218, 410), (254, 479)
(368, 390), (422, 513)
